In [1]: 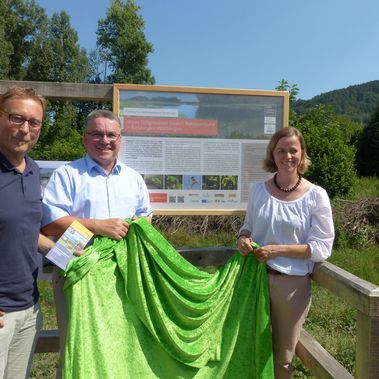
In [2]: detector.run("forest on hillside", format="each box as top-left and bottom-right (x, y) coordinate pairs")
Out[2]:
(293, 80), (379, 123)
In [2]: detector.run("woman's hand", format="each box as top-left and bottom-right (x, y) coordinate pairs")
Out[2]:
(237, 236), (255, 256)
(253, 247), (273, 262)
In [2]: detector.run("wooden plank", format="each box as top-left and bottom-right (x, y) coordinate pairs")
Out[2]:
(179, 247), (237, 266)
(355, 312), (379, 379)
(154, 209), (246, 216)
(296, 329), (354, 379)
(0, 80), (113, 102)
(114, 82), (289, 97)
(312, 261), (379, 316)
(35, 329), (60, 353)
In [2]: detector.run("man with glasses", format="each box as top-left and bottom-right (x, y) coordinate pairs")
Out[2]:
(41, 109), (153, 378)
(0, 87), (55, 378)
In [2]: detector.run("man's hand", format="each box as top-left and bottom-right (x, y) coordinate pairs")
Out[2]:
(93, 218), (130, 240)
(38, 234), (55, 256)
(0, 310), (5, 328)
(73, 249), (85, 257)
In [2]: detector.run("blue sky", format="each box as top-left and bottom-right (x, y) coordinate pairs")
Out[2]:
(36, 0), (379, 100)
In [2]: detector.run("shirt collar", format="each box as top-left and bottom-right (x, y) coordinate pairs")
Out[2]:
(0, 152), (33, 175)
(84, 154), (122, 175)
(0, 152), (12, 171)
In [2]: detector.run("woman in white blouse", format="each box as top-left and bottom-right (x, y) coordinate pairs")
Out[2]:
(237, 127), (334, 379)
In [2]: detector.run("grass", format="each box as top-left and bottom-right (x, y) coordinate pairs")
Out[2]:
(31, 281), (59, 379)
(329, 247), (379, 285)
(344, 175), (379, 200)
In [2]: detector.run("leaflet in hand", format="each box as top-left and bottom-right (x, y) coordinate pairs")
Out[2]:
(46, 220), (94, 270)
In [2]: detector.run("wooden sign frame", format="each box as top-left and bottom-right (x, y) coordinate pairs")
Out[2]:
(113, 84), (289, 215)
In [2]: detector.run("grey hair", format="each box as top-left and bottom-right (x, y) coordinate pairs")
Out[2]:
(85, 109), (121, 131)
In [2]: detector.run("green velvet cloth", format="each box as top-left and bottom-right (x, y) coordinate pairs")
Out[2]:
(62, 218), (274, 378)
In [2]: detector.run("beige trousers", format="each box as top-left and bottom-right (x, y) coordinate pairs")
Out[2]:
(0, 303), (43, 379)
(268, 273), (311, 379)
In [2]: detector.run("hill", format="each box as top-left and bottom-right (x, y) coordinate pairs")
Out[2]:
(293, 80), (379, 123)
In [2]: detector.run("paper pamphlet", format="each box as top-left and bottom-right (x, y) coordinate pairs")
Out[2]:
(46, 220), (94, 270)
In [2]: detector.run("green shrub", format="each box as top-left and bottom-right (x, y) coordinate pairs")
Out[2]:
(296, 105), (357, 198)
(356, 102), (379, 176)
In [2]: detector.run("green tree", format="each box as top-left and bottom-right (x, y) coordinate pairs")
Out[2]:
(293, 80), (379, 124)
(24, 11), (91, 161)
(0, 9), (12, 79)
(96, 0), (155, 84)
(2, 1), (155, 160)
(31, 102), (86, 161)
(297, 105), (357, 198)
(0, 0), (47, 80)
(26, 11), (89, 82)
(276, 79), (299, 126)
(356, 101), (379, 176)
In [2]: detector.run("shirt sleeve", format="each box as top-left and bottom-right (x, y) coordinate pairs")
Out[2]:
(239, 183), (256, 234)
(307, 187), (335, 262)
(42, 167), (74, 226)
(135, 176), (153, 218)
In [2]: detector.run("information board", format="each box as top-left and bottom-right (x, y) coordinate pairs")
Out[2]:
(113, 84), (289, 215)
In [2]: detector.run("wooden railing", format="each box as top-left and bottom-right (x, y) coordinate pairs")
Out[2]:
(36, 248), (379, 379)
(1, 80), (377, 378)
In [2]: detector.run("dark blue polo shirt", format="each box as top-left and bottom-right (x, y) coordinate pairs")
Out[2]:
(0, 152), (42, 311)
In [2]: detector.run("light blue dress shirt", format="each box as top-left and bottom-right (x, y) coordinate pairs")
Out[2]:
(42, 155), (153, 226)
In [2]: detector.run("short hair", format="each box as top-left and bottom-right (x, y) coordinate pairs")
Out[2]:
(0, 86), (47, 116)
(262, 127), (311, 175)
(85, 109), (121, 132)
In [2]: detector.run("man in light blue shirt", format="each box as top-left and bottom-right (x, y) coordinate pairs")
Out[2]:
(42, 109), (152, 238)
(41, 109), (153, 378)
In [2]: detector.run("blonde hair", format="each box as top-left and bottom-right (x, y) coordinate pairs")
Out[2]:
(0, 87), (47, 115)
(262, 127), (311, 174)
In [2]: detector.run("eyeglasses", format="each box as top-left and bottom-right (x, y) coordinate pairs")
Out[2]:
(86, 132), (121, 142)
(0, 109), (43, 131)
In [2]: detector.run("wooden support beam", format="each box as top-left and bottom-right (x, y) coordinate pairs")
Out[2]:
(296, 329), (354, 379)
(178, 247), (236, 266)
(35, 329), (60, 353)
(0, 80), (113, 102)
(312, 261), (379, 316)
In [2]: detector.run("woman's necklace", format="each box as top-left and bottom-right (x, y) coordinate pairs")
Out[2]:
(273, 173), (302, 192)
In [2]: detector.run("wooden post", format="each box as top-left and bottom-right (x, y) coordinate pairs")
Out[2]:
(355, 292), (379, 378)
(313, 263), (379, 379)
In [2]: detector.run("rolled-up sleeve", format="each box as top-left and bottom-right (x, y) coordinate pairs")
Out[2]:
(136, 176), (153, 217)
(42, 168), (73, 226)
(307, 188), (335, 262)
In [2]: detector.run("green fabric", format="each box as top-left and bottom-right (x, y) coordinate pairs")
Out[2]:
(63, 218), (274, 378)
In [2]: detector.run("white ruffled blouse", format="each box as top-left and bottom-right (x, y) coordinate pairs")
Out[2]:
(240, 181), (335, 275)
